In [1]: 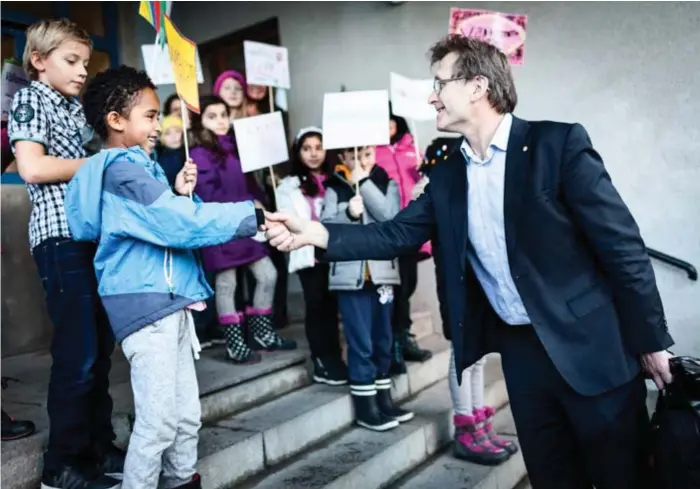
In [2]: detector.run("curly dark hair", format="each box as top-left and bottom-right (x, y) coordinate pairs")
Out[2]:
(82, 65), (157, 140)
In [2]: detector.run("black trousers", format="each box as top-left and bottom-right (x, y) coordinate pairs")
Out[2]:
(297, 264), (342, 360)
(33, 239), (116, 471)
(494, 320), (652, 489)
(392, 254), (418, 334)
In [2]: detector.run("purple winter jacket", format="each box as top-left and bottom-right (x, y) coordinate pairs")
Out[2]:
(192, 134), (268, 272)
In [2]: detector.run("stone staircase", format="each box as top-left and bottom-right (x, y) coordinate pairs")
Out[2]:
(1, 310), (528, 489)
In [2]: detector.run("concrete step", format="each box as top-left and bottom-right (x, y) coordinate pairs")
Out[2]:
(196, 333), (456, 489)
(1, 326), (311, 489)
(0, 313), (439, 489)
(237, 376), (510, 489)
(390, 402), (523, 489)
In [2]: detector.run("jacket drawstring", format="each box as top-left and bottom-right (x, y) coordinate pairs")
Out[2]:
(163, 249), (201, 360)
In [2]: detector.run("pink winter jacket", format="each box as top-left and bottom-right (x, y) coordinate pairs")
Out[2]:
(375, 132), (432, 258)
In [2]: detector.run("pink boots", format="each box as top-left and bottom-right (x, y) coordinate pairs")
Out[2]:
(453, 414), (509, 465)
(474, 406), (519, 455)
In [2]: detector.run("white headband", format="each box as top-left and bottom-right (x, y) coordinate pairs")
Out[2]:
(295, 126), (323, 144)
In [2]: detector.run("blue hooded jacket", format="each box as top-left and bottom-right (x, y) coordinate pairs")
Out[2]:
(64, 146), (260, 343)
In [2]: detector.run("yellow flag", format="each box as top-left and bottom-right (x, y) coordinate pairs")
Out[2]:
(163, 15), (199, 113)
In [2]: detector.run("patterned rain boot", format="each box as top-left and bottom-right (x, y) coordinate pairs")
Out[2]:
(453, 414), (510, 465)
(222, 313), (261, 364)
(246, 307), (297, 351)
(474, 406), (519, 455)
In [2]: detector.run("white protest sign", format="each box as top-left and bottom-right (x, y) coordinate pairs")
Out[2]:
(233, 111), (289, 173)
(141, 44), (204, 86)
(322, 90), (390, 150)
(390, 72), (435, 121)
(1, 60), (30, 121)
(243, 41), (290, 89)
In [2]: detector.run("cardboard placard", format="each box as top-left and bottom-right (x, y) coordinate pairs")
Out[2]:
(141, 43), (204, 86)
(322, 90), (390, 150)
(449, 8), (528, 65)
(390, 72), (435, 121)
(163, 15), (200, 112)
(243, 41), (291, 89)
(233, 111), (289, 173)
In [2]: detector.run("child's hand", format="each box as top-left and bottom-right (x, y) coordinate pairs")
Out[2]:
(348, 195), (364, 218)
(351, 164), (370, 184)
(175, 159), (197, 196)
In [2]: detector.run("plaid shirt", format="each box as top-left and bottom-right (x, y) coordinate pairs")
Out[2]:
(9, 81), (88, 249)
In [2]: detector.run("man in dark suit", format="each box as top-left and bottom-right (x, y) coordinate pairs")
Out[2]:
(265, 35), (674, 489)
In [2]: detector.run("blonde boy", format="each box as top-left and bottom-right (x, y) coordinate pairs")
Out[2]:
(9, 19), (122, 489)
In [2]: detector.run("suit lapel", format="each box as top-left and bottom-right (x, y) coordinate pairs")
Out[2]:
(503, 116), (532, 261)
(445, 145), (469, 271)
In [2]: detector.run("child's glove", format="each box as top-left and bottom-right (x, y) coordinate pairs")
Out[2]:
(411, 176), (429, 201)
(348, 195), (364, 219)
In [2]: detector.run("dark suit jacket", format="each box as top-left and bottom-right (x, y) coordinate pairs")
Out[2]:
(322, 116), (674, 396)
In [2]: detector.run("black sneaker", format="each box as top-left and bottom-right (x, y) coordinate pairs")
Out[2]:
(312, 357), (348, 386)
(41, 465), (120, 489)
(208, 325), (226, 346)
(351, 386), (399, 432)
(375, 377), (414, 423)
(197, 329), (213, 350)
(402, 332), (433, 363)
(93, 444), (125, 480)
(1, 409), (35, 441)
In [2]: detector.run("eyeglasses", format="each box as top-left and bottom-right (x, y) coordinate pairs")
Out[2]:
(433, 76), (469, 94)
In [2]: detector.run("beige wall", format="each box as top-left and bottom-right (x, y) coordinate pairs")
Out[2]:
(1, 187), (53, 355)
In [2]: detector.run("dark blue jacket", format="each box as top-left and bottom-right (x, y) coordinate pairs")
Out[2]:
(320, 116), (674, 396)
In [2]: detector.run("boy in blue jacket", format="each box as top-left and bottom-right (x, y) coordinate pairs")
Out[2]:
(64, 66), (265, 489)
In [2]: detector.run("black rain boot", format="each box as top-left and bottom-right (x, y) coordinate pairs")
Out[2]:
(402, 331), (433, 363)
(223, 322), (261, 364)
(389, 337), (407, 376)
(375, 377), (414, 423)
(351, 384), (399, 432)
(246, 308), (297, 351)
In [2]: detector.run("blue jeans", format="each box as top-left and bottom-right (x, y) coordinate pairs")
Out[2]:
(336, 285), (393, 385)
(33, 238), (116, 471)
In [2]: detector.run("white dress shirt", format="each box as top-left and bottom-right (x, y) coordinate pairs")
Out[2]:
(461, 113), (531, 325)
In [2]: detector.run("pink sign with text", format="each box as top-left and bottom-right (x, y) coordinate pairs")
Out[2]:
(449, 8), (528, 65)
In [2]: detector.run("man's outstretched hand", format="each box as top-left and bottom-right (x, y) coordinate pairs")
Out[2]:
(263, 212), (329, 252)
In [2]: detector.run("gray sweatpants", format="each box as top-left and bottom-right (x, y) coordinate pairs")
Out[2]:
(121, 310), (201, 489)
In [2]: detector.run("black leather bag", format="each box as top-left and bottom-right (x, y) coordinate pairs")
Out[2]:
(650, 356), (700, 489)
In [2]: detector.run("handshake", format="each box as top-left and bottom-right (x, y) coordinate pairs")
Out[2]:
(260, 212), (329, 252)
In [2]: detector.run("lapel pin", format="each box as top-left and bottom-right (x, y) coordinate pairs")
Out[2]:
(523, 146), (528, 152)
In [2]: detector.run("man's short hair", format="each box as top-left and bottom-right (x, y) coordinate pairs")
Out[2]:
(23, 19), (92, 80)
(429, 35), (517, 114)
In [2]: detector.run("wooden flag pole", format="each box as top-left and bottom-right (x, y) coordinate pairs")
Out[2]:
(354, 146), (359, 195)
(267, 86), (277, 193)
(180, 97), (193, 199)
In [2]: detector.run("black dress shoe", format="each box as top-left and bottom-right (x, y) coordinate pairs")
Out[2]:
(1, 409), (35, 441)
